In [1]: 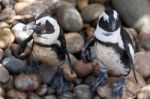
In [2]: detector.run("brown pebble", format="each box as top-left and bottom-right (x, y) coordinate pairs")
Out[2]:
(73, 60), (93, 77)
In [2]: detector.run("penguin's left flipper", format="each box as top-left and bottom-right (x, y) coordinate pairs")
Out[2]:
(81, 37), (96, 63)
(121, 27), (138, 83)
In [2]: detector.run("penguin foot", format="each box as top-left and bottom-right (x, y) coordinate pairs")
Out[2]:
(49, 69), (72, 95)
(91, 71), (108, 92)
(111, 77), (125, 98)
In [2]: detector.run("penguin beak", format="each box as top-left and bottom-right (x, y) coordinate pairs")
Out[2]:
(23, 21), (37, 31)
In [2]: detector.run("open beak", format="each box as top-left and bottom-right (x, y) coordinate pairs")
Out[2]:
(23, 21), (37, 31)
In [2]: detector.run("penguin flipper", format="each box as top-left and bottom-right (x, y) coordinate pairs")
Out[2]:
(121, 28), (138, 83)
(81, 37), (96, 63)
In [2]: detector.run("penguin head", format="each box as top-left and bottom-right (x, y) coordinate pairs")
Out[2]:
(98, 8), (121, 32)
(24, 13), (60, 45)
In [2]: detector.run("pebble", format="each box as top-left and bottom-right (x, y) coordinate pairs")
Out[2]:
(137, 85), (150, 99)
(14, 2), (31, 14)
(0, 86), (5, 97)
(0, 29), (15, 49)
(17, 1), (49, 15)
(81, 4), (105, 22)
(139, 33), (150, 51)
(73, 78), (83, 85)
(47, 87), (55, 95)
(73, 60), (93, 77)
(112, 0), (150, 33)
(62, 65), (77, 81)
(0, 22), (9, 29)
(94, 95), (101, 99)
(36, 84), (48, 96)
(6, 89), (27, 99)
(39, 63), (57, 84)
(0, 7), (16, 23)
(84, 75), (96, 85)
(135, 51), (150, 78)
(0, 49), (4, 61)
(28, 92), (41, 99)
(12, 23), (33, 43)
(89, 0), (109, 4)
(56, 2), (83, 32)
(76, 0), (88, 11)
(2, 57), (28, 74)
(43, 95), (57, 99)
(73, 84), (93, 99)
(16, 0), (36, 4)
(65, 33), (84, 53)
(58, 92), (76, 99)
(0, 64), (10, 83)
(14, 73), (41, 92)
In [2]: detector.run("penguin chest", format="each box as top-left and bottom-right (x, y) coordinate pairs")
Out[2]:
(95, 43), (128, 76)
(32, 44), (64, 66)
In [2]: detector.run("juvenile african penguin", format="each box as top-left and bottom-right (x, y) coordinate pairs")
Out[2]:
(82, 8), (137, 98)
(14, 13), (72, 95)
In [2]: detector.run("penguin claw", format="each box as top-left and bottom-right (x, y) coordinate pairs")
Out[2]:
(91, 71), (108, 92)
(111, 77), (125, 98)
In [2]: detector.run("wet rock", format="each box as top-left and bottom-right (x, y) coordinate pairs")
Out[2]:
(17, 1), (48, 15)
(28, 92), (41, 99)
(137, 85), (150, 99)
(84, 75), (96, 85)
(73, 60), (93, 77)
(63, 65), (77, 81)
(146, 77), (150, 84)
(14, 2), (31, 15)
(85, 26), (95, 39)
(139, 33), (150, 51)
(15, 73), (41, 92)
(73, 85), (93, 99)
(0, 64), (10, 83)
(3, 75), (14, 91)
(73, 78), (83, 85)
(0, 49), (4, 61)
(76, 0), (88, 11)
(39, 63), (57, 84)
(81, 4), (105, 22)
(6, 89), (27, 99)
(16, 0), (36, 4)
(94, 95), (101, 99)
(112, 0), (150, 33)
(44, 95), (57, 99)
(2, 57), (28, 74)
(89, 0), (109, 4)
(65, 33), (84, 53)
(128, 71), (146, 88)
(58, 92), (76, 99)
(0, 7), (16, 23)
(135, 51), (150, 78)
(36, 84), (48, 96)
(12, 23), (33, 43)
(0, 86), (5, 97)
(0, 22), (9, 29)
(0, 29), (15, 49)
(56, 2), (83, 32)
(47, 87), (55, 95)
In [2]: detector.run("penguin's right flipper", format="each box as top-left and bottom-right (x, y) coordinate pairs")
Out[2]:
(81, 37), (96, 63)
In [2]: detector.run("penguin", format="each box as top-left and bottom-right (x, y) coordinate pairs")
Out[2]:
(14, 13), (72, 95)
(81, 8), (137, 98)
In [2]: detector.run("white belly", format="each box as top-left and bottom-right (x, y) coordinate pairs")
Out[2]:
(95, 43), (128, 76)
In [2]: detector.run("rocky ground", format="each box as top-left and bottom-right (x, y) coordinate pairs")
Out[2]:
(0, 0), (150, 99)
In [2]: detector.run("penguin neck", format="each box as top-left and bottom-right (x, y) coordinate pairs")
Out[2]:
(94, 26), (124, 49)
